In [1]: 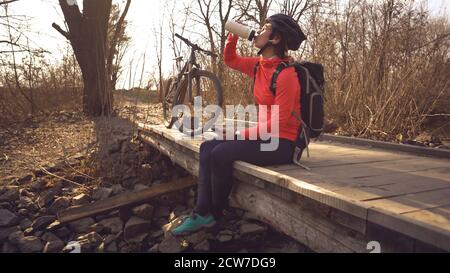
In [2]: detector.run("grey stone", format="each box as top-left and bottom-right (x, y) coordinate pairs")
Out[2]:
(99, 217), (123, 234)
(121, 177), (138, 189)
(43, 239), (65, 253)
(0, 202), (12, 210)
(31, 216), (56, 231)
(19, 218), (32, 230)
(37, 191), (56, 208)
(69, 217), (95, 233)
(158, 234), (187, 253)
(217, 230), (234, 243)
(147, 243), (159, 253)
(2, 242), (19, 253)
(38, 207), (48, 215)
(239, 223), (267, 236)
(48, 197), (71, 214)
(0, 226), (20, 241)
(243, 212), (260, 221)
(8, 230), (24, 245)
(263, 241), (305, 253)
(193, 240), (210, 252)
(119, 244), (135, 253)
(124, 217), (151, 242)
(133, 184), (149, 192)
(92, 187), (113, 201)
(153, 206), (171, 218)
(18, 209), (29, 216)
(30, 178), (48, 192)
(0, 188), (19, 203)
(132, 204), (154, 221)
(125, 232), (148, 243)
(186, 231), (208, 245)
(72, 194), (90, 206)
(105, 242), (118, 253)
(151, 230), (164, 239)
(111, 184), (124, 195)
(104, 235), (116, 246)
(0, 209), (18, 227)
(55, 227), (71, 238)
(40, 232), (59, 242)
(18, 236), (44, 253)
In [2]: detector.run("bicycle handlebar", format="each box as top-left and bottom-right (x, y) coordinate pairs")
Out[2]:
(175, 33), (218, 58)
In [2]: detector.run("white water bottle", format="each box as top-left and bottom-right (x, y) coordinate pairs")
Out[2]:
(225, 20), (256, 41)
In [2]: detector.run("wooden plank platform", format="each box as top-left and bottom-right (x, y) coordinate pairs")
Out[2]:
(137, 123), (450, 253)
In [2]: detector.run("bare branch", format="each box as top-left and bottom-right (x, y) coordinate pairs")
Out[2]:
(0, 0), (19, 5)
(0, 39), (19, 46)
(52, 23), (70, 40)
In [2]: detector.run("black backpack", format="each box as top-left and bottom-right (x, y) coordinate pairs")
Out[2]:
(254, 61), (325, 166)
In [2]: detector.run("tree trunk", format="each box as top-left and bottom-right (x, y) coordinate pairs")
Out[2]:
(53, 0), (112, 116)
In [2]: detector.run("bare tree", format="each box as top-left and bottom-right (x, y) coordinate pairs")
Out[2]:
(276, 0), (323, 21)
(191, 0), (235, 80)
(53, 0), (112, 116)
(236, 0), (273, 27)
(106, 0), (131, 91)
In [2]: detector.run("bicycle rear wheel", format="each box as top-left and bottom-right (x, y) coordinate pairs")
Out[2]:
(172, 70), (223, 136)
(162, 76), (187, 129)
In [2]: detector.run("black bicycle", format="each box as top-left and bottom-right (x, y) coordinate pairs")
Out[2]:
(163, 33), (223, 136)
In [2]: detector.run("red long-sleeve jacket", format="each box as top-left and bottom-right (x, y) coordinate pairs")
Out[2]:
(223, 34), (301, 142)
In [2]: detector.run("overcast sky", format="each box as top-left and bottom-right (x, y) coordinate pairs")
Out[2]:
(4, 0), (450, 89)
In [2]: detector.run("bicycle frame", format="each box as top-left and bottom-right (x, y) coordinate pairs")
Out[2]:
(173, 49), (201, 104)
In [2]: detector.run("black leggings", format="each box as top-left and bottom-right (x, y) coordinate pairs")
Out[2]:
(195, 138), (295, 218)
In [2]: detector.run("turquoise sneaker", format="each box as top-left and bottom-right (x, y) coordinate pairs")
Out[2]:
(171, 212), (216, 236)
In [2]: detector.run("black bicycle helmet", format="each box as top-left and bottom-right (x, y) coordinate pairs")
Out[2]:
(267, 13), (306, 50)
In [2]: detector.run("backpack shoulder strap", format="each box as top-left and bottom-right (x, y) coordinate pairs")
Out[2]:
(270, 62), (291, 96)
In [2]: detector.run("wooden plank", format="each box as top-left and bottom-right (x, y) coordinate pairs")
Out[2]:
(320, 134), (450, 159)
(58, 177), (196, 223)
(281, 158), (449, 181)
(364, 188), (450, 214)
(402, 205), (450, 228)
(229, 182), (369, 253)
(233, 161), (370, 220)
(233, 167), (368, 234)
(349, 158), (450, 174)
(330, 170), (450, 201)
(276, 160), (449, 202)
(270, 154), (413, 171)
(368, 205), (450, 252)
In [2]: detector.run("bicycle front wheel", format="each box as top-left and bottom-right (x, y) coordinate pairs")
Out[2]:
(173, 70), (223, 136)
